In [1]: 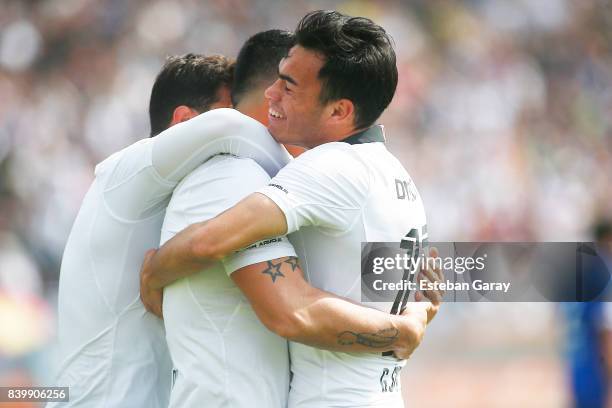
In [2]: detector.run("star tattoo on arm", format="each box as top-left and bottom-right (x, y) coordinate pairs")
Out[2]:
(286, 257), (300, 272)
(262, 260), (285, 283)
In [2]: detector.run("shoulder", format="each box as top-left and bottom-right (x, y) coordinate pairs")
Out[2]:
(296, 142), (364, 168)
(286, 142), (370, 184)
(195, 154), (269, 179)
(94, 138), (150, 176)
(166, 155), (271, 226)
(177, 155), (270, 195)
(189, 108), (267, 134)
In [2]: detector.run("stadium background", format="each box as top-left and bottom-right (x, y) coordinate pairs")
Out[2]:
(1, 0), (611, 406)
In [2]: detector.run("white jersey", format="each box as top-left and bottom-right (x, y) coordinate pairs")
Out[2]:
(53, 108), (291, 407)
(258, 126), (427, 408)
(161, 155), (296, 408)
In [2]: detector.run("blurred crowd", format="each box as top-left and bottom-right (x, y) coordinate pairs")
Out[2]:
(0, 0), (611, 405)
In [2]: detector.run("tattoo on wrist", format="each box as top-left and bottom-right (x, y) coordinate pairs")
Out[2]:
(337, 327), (399, 348)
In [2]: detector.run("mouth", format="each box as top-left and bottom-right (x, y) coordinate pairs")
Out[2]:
(268, 108), (286, 120)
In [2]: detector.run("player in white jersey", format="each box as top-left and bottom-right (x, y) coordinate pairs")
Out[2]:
(257, 125), (428, 407)
(154, 31), (437, 408)
(52, 54), (294, 407)
(141, 11), (442, 408)
(160, 31), (296, 408)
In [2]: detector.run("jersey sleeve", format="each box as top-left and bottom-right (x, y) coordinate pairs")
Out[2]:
(160, 156), (296, 276)
(150, 108), (291, 181)
(96, 138), (177, 221)
(257, 144), (371, 234)
(97, 108), (291, 222)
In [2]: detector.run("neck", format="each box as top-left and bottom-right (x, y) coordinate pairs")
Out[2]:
(235, 90), (268, 126)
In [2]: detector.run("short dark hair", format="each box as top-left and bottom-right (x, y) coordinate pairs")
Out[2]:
(149, 53), (234, 136)
(294, 10), (397, 130)
(232, 30), (295, 106)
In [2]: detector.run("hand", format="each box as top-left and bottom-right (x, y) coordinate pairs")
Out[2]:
(393, 307), (428, 360)
(140, 249), (164, 319)
(393, 248), (444, 359)
(415, 247), (444, 319)
(414, 247), (443, 324)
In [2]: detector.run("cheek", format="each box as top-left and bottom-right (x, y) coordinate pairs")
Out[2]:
(290, 101), (309, 121)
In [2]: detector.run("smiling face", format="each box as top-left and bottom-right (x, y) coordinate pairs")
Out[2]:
(264, 45), (329, 148)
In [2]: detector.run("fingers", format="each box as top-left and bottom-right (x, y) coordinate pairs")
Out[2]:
(429, 247), (444, 282)
(420, 262), (438, 285)
(140, 249), (157, 281)
(150, 292), (164, 319)
(429, 246), (439, 258)
(141, 287), (164, 319)
(416, 246), (444, 305)
(140, 248), (163, 319)
(417, 276), (442, 305)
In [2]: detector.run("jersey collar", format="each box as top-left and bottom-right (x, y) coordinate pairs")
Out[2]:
(340, 125), (386, 145)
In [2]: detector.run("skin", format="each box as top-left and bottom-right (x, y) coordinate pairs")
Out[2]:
(265, 45), (358, 148)
(140, 45), (442, 358)
(169, 85), (233, 125)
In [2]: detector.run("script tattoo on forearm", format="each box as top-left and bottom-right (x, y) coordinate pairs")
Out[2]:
(261, 257), (300, 283)
(336, 327), (399, 348)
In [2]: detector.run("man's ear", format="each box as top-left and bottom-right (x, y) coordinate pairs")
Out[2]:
(327, 99), (355, 125)
(170, 105), (200, 127)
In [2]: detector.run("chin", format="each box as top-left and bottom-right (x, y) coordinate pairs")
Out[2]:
(267, 125), (285, 142)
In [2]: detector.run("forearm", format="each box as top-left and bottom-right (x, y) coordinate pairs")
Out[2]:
(147, 222), (218, 289)
(146, 193), (287, 290)
(281, 287), (429, 355)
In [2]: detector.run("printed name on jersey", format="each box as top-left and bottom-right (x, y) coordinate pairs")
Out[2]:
(394, 178), (417, 201)
(268, 183), (289, 194)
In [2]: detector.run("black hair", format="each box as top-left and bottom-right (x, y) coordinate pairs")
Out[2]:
(149, 53), (234, 136)
(294, 10), (398, 129)
(232, 29), (295, 106)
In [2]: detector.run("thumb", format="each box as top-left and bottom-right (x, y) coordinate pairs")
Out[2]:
(428, 246), (439, 258)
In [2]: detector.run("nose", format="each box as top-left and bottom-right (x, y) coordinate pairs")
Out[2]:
(264, 79), (281, 102)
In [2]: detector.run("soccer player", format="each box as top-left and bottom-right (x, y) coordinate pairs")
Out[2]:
(51, 54), (269, 408)
(142, 11), (439, 408)
(159, 30), (296, 408)
(154, 30), (438, 408)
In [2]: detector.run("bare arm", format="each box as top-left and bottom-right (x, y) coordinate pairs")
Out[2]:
(145, 193), (286, 289)
(231, 256), (433, 357)
(141, 250), (442, 357)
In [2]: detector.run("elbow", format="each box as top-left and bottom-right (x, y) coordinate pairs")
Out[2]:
(261, 310), (307, 341)
(188, 226), (225, 262)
